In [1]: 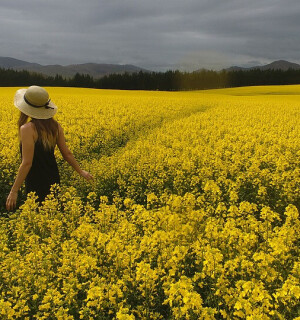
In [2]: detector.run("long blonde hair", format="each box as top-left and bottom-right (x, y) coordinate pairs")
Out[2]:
(18, 112), (59, 150)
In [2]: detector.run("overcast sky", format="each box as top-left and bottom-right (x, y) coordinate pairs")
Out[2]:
(1, 0), (300, 71)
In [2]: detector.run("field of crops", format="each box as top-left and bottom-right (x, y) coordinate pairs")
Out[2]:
(0, 86), (299, 319)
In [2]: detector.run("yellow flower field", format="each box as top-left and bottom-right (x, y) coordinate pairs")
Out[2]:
(0, 86), (299, 319)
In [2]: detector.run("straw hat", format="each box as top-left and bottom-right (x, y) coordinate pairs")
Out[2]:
(14, 86), (57, 119)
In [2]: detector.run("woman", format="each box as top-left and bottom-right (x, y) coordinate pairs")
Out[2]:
(6, 85), (93, 211)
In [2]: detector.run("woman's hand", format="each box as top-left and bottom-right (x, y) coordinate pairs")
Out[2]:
(6, 191), (18, 211)
(80, 170), (94, 182)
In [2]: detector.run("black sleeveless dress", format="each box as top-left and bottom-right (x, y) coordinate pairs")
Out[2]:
(20, 140), (60, 202)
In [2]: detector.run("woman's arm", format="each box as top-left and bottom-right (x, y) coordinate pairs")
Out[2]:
(56, 123), (93, 181)
(6, 124), (35, 211)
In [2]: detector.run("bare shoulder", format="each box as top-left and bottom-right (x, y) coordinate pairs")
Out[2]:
(57, 122), (64, 134)
(20, 122), (35, 133)
(20, 122), (36, 140)
(57, 121), (62, 129)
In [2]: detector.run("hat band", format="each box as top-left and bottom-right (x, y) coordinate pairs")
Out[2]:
(24, 95), (54, 110)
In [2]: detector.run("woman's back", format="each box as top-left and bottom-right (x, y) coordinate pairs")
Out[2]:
(20, 138), (60, 202)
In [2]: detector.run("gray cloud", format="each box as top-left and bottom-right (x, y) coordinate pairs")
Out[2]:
(0, 0), (299, 71)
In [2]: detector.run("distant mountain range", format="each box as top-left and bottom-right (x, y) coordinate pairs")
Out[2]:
(1, 57), (300, 79)
(224, 60), (300, 71)
(0, 57), (149, 78)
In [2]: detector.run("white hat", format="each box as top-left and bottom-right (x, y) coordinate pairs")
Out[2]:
(14, 85), (57, 119)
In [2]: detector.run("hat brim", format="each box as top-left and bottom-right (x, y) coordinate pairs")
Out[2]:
(14, 88), (58, 119)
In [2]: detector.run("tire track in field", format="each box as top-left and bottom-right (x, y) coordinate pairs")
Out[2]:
(95, 103), (213, 158)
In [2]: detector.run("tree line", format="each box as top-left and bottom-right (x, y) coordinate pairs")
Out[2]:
(1, 67), (300, 90)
